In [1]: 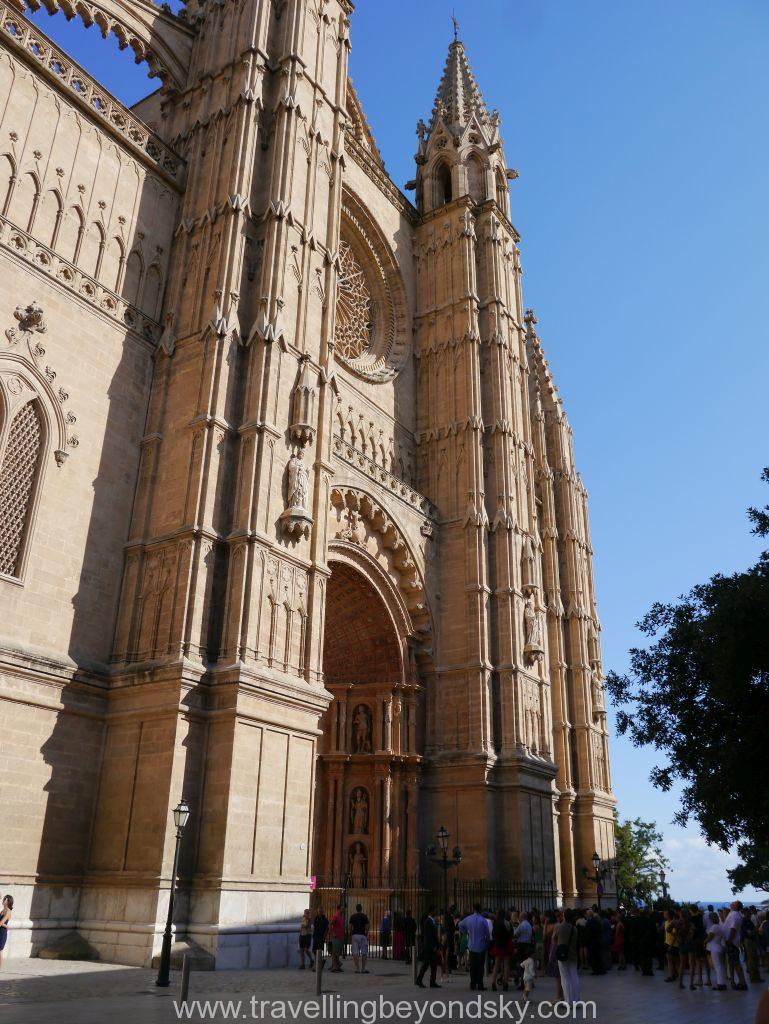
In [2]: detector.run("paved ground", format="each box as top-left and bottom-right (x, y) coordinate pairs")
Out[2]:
(0, 957), (764, 1024)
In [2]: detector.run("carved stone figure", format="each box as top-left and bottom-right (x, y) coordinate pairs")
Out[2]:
(349, 787), (369, 834)
(287, 448), (309, 510)
(352, 704), (372, 753)
(591, 671), (606, 721)
(523, 594), (543, 650)
(348, 842), (367, 887)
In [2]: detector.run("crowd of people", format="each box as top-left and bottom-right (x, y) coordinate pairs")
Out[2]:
(302, 898), (769, 1005)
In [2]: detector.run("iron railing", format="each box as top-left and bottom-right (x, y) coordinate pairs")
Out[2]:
(310, 874), (558, 959)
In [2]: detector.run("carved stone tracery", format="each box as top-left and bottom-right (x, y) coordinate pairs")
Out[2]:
(335, 239), (373, 362)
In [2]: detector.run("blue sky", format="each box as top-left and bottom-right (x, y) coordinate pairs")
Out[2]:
(27, 1), (769, 902)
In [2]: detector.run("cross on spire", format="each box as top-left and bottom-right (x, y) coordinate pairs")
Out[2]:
(452, 12), (459, 42)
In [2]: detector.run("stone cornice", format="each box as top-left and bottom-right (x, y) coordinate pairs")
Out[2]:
(346, 136), (417, 223)
(0, 213), (162, 348)
(0, 6), (185, 187)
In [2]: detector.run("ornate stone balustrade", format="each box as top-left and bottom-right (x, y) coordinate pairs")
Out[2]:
(0, 5), (184, 184)
(0, 213), (161, 343)
(332, 432), (437, 521)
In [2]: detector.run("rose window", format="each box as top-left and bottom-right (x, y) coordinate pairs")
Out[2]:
(335, 240), (374, 362)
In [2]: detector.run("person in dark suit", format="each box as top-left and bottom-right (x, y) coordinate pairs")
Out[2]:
(404, 910), (417, 965)
(416, 906), (441, 988)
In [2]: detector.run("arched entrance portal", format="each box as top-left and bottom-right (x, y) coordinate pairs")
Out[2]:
(313, 558), (422, 887)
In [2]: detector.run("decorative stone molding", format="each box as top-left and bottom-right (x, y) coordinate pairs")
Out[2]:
(0, 5), (185, 183)
(0, 214), (161, 345)
(332, 433), (437, 520)
(3, 300), (78, 465)
(6, 0), (194, 94)
(330, 486), (430, 629)
(334, 189), (410, 382)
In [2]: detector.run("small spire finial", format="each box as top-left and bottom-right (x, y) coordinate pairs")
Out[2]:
(452, 12), (459, 42)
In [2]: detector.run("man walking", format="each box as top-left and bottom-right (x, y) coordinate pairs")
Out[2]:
(460, 903), (492, 991)
(311, 907), (329, 969)
(554, 908), (581, 1005)
(416, 906), (441, 988)
(349, 903), (370, 974)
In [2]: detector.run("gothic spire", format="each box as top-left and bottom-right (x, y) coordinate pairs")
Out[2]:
(431, 30), (491, 132)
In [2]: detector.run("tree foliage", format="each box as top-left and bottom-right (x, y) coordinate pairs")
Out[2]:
(606, 468), (769, 894)
(612, 811), (668, 905)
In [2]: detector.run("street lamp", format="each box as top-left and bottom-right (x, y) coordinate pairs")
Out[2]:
(156, 799), (191, 988)
(582, 850), (608, 910)
(426, 826), (462, 916)
(659, 869), (669, 903)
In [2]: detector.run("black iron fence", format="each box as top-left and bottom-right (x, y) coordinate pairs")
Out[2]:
(451, 877), (558, 915)
(310, 874), (558, 959)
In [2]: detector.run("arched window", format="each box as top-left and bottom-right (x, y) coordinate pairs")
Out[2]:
(496, 169), (509, 216)
(8, 171), (38, 232)
(434, 162), (452, 207)
(122, 250), (143, 306)
(1, 154), (16, 216)
(100, 236), (125, 293)
(142, 264), (163, 319)
(467, 155), (486, 203)
(0, 395), (45, 579)
(34, 190), (63, 249)
(79, 222), (105, 279)
(57, 206), (84, 264)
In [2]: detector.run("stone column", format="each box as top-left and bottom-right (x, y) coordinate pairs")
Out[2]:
(405, 774), (419, 877)
(382, 769), (393, 881)
(384, 694), (393, 752)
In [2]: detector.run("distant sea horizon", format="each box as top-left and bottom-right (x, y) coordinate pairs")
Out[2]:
(693, 899), (768, 908)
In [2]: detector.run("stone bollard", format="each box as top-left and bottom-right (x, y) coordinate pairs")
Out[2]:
(315, 949), (324, 996)
(180, 953), (191, 1005)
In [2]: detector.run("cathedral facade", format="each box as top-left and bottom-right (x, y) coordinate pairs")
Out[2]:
(0, 0), (615, 968)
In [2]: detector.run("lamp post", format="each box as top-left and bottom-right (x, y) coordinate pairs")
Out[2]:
(659, 869), (669, 904)
(582, 850), (608, 910)
(156, 799), (191, 988)
(426, 826), (462, 915)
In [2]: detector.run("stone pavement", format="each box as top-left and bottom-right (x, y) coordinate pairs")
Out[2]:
(0, 957), (763, 1024)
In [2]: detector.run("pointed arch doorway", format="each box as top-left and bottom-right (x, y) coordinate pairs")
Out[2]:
(313, 553), (422, 888)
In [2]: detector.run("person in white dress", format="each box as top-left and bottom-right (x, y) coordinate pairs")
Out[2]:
(706, 910), (727, 989)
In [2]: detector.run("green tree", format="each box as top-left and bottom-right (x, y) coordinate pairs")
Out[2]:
(607, 468), (769, 894)
(612, 812), (669, 905)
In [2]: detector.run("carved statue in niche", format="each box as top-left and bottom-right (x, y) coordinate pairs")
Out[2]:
(523, 593), (543, 659)
(348, 842), (367, 887)
(352, 704), (372, 753)
(523, 681), (541, 754)
(280, 447), (313, 539)
(591, 671), (606, 721)
(287, 448), (309, 510)
(349, 787), (369, 834)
